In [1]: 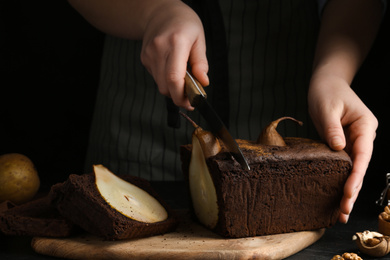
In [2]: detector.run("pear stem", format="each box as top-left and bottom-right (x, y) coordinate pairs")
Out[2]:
(179, 111), (199, 129)
(257, 117), (303, 146)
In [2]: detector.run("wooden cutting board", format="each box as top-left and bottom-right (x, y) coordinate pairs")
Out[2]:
(32, 211), (325, 260)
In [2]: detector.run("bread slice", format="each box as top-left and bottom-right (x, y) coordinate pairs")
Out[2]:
(0, 197), (74, 237)
(50, 173), (178, 240)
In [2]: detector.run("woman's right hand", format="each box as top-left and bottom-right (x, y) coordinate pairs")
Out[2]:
(67, 0), (209, 110)
(140, 0), (209, 110)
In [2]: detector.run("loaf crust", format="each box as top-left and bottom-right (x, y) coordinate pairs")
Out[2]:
(181, 137), (352, 238)
(50, 174), (178, 240)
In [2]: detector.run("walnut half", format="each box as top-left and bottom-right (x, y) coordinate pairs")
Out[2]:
(379, 206), (390, 235)
(331, 252), (362, 260)
(353, 230), (390, 257)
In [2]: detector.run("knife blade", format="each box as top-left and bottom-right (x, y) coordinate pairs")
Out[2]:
(184, 71), (250, 171)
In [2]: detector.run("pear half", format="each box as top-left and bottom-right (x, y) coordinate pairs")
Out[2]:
(94, 165), (168, 223)
(189, 136), (219, 229)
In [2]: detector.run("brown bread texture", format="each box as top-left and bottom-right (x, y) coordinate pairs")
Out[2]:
(0, 197), (74, 237)
(181, 137), (352, 238)
(50, 174), (178, 240)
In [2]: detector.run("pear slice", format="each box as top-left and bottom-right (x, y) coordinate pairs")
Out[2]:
(189, 136), (219, 229)
(94, 164), (168, 223)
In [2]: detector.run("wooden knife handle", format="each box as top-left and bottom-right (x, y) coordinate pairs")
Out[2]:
(184, 71), (207, 107)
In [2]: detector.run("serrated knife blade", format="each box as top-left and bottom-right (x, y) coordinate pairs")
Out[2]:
(184, 71), (250, 171)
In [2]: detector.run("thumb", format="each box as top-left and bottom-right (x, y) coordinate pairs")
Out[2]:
(322, 118), (346, 151)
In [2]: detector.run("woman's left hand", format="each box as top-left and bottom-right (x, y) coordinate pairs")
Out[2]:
(308, 73), (378, 223)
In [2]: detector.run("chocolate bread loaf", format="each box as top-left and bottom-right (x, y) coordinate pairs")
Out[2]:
(50, 173), (178, 240)
(181, 137), (352, 238)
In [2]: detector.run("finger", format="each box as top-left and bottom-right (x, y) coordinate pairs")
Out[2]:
(339, 213), (349, 224)
(339, 180), (362, 223)
(164, 39), (194, 110)
(345, 130), (374, 196)
(188, 37), (209, 87)
(321, 114), (346, 151)
(152, 64), (172, 98)
(140, 41), (172, 98)
(338, 130), (374, 223)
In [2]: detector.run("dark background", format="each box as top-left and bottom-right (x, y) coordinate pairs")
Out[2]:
(0, 1), (104, 189)
(351, 6), (390, 200)
(0, 1), (389, 196)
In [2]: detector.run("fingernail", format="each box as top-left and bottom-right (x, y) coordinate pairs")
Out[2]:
(344, 214), (349, 224)
(204, 72), (209, 84)
(331, 136), (343, 149)
(348, 201), (355, 215)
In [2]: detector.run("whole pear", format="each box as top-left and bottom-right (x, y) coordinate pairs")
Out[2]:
(0, 153), (40, 204)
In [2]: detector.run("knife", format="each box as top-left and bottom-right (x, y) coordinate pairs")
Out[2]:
(184, 71), (250, 171)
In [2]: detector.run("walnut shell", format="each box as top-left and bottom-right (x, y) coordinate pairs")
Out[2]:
(379, 213), (390, 236)
(353, 231), (390, 257)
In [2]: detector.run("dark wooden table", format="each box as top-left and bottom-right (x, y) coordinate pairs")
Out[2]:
(1, 181), (389, 260)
